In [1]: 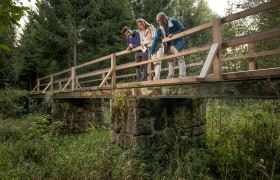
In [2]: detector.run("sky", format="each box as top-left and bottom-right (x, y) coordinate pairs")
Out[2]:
(207, 0), (230, 16)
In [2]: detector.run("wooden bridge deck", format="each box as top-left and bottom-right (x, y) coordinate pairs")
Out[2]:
(31, 1), (280, 99)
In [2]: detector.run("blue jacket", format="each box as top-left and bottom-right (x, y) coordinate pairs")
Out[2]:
(149, 17), (185, 55)
(126, 30), (141, 48)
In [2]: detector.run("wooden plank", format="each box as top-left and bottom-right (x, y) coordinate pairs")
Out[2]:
(59, 82), (62, 91)
(196, 74), (216, 82)
(111, 53), (117, 88)
(116, 76), (198, 88)
(74, 87), (99, 91)
(50, 75), (54, 92)
(248, 43), (257, 70)
(116, 73), (136, 79)
(54, 77), (70, 83)
(115, 68), (280, 89)
(221, 1), (280, 23)
(212, 19), (223, 80)
(222, 49), (280, 62)
(79, 78), (103, 84)
(39, 75), (51, 81)
(75, 77), (80, 89)
(161, 21), (214, 43)
(102, 73), (108, 86)
(61, 78), (72, 91)
(52, 68), (71, 77)
(98, 86), (113, 90)
(147, 62), (153, 80)
(187, 61), (204, 67)
(253, 49), (280, 58)
(198, 43), (219, 79)
(76, 68), (111, 79)
(42, 82), (52, 93)
(222, 27), (280, 48)
(39, 83), (49, 86)
(39, 68), (70, 82)
(31, 84), (38, 93)
(99, 69), (113, 87)
(116, 44), (212, 71)
(75, 55), (111, 69)
(71, 67), (75, 91)
(222, 67), (280, 79)
(114, 61), (204, 80)
(223, 54), (249, 62)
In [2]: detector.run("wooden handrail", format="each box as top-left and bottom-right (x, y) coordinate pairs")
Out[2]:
(76, 68), (111, 79)
(52, 68), (71, 77)
(221, 0), (280, 24)
(76, 55), (112, 69)
(222, 27), (280, 48)
(116, 44), (212, 71)
(223, 48), (280, 62)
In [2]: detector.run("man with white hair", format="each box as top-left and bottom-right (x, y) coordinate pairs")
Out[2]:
(148, 12), (186, 79)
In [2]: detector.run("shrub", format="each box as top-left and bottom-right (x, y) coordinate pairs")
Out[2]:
(0, 89), (30, 119)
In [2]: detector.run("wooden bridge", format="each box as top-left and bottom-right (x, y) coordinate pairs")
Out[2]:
(31, 1), (280, 99)
(31, 1), (280, 149)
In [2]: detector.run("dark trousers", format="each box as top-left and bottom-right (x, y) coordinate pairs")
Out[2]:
(135, 51), (148, 81)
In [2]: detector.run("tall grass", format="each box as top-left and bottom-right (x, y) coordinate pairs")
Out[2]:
(0, 99), (279, 179)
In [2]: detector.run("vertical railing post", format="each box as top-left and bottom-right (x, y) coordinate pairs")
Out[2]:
(148, 63), (152, 81)
(76, 77), (79, 88)
(37, 79), (40, 93)
(50, 74), (53, 92)
(71, 67), (75, 91)
(111, 53), (116, 88)
(59, 82), (62, 91)
(102, 73), (106, 85)
(248, 43), (257, 70)
(212, 18), (223, 80)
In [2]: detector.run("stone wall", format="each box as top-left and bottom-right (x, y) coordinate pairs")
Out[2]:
(52, 98), (104, 132)
(110, 98), (206, 149)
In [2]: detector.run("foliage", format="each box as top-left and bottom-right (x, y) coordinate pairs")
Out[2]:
(16, 0), (134, 89)
(0, 0), (28, 51)
(0, 99), (280, 179)
(207, 99), (280, 179)
(0, 26), (24, 88)
(0, 90), (30, 119)
(222, 0), (280, 72)
(0, 1), (28, 88)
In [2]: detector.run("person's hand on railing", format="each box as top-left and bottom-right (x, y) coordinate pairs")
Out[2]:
(127, 44), (135, 52)
(168, 34), (173, 38)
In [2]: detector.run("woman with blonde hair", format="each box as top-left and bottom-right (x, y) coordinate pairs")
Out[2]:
(136, 18), (164, 80)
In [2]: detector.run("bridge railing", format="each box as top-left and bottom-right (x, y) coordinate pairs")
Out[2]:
(31, 0), (280, 93)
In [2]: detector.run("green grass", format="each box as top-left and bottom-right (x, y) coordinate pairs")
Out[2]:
(0, 99), (279, 179)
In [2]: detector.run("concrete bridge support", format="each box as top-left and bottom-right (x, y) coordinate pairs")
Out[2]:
(51, 98), (104, 132)
(110, 98), (206, 149)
